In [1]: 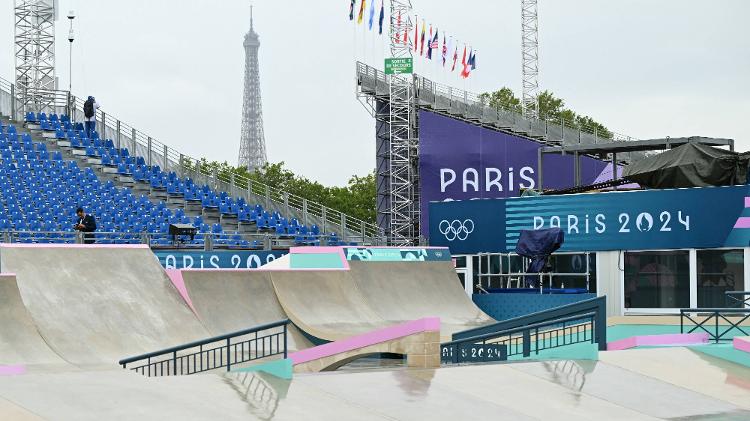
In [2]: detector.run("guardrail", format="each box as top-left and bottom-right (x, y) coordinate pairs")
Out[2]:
(0, 75), (385, 245)
(726, 291), (750, 308)
(119, 320), (289, 376)
(356, 61), (642, 159)
(680, 308), (750, 343)
(0, 230), (364, 250)
(441, 312), (596, 364)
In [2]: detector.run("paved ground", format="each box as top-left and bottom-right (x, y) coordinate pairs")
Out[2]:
(1, 349), (749, 420)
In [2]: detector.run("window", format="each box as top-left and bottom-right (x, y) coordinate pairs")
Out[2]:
(624, 251), (690, 309)
(697, 249), (744, 308)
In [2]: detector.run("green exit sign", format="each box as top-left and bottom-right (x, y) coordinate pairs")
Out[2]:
(384, 57), (413, 75)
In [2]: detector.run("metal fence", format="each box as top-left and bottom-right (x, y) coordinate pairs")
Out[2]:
(119, 320), (289, 376)
(0, 230), (361, 251)
(681, 308), (750, 343)
(357, 61), (643, 159)
(0, 75), (385, 245)
(441, 312), (597, 364)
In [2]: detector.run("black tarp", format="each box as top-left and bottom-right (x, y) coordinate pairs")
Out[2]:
(622, 143), (750, 189)
(515, 228), (564, 288)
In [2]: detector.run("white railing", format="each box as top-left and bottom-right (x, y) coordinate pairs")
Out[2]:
(0, 75), (385, 244)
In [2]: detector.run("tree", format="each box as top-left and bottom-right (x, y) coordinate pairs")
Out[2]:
(182, 159), (377, 224)
(478, 87), (522, 114)
(480, 87), (613, 139)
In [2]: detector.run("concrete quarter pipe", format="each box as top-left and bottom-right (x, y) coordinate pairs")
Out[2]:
(0, 245), (209, 366)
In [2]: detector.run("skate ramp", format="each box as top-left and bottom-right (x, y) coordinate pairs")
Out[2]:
(0, 274), (67, 368)
(0, 245), (209, 366)
(348, 260), (493, 336)
(180, 270), (313, 350)
(270, 270), (392, 341)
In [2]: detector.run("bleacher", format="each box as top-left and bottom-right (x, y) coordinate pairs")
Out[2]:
(0, 112), (350, 248)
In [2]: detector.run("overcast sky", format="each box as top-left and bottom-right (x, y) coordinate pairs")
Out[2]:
(1, 1), (748, 186)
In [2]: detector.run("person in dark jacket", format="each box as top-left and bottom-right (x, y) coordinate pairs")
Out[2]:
(74, 207), (97, 244)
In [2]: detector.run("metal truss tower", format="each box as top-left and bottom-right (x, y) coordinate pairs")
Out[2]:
(238, 6), (267, 172)
(387, 0), (418, 246)
(521, 0), (539, 118)
(14, 0), (57, 114)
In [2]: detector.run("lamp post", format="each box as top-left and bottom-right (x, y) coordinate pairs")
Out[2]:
(67, 10), (75, 116)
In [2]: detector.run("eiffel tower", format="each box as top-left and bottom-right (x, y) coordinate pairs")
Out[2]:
(238, 5), (267, 171)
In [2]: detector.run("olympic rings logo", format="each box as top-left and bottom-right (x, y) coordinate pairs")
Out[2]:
(438, 219), (475, 241)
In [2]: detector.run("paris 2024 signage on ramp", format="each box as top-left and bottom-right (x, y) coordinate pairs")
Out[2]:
(418, 110), (609, 238)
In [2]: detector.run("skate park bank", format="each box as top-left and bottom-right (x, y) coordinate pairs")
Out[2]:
(0, 244), (748, 419)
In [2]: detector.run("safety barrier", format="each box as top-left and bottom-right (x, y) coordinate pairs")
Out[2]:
(119, 320), (289, 376)
(726, 291), (750, 308)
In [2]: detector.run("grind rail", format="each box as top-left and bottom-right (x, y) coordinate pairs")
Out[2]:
(119, 320), (289, 377)
(442, 296), (607, 364)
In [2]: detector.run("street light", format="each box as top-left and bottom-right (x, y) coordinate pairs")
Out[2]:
(67, 10), (75, 117)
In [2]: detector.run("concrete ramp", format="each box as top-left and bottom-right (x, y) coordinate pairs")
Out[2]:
(348, 261), (493, 336)
(0, 245), (209, 366)
(270, 270), (391, 341)
(179, 270), (313, 350)
(288, 318), (441, 373)
(0, 274), (67, 368)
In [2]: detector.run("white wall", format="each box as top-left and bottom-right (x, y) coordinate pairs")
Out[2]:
(596, 251), (623, 317)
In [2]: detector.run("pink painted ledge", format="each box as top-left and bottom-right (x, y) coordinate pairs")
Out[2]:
(288, 317), (441, 365)
(734, 337), (750, 354)
(607, 333), (709, 351)
(0, 273), (16, 277)
(745, 197), (750, 208)
(0, 365), (26, 376)
(164, 269), (197, 315)
(0, 243), (148, 249)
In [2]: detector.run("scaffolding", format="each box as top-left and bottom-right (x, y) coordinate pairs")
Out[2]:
(385, 0), (419, 246)
(14, 0), (57, 115)
(521, 0), (539, 118)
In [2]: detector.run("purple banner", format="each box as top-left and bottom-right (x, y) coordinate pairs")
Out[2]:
(419, 110), (609, 236)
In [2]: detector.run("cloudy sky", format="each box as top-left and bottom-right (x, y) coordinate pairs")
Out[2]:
(1, 1), (748, 185)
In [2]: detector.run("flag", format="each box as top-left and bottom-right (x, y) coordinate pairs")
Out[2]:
(368, 0), (375, 30)
(460, 46), (469, 78)
(469, 51), (477, 70)
(441, 35), (447, 66)
(426, 25), (433, 59)
(447, 37), (455, 68)
(402, 18), (408, 44)
(451, 42), (458, 71)
(378, 0), (384, 34)
(357, 0), (366, 24)
(413, 16), (419, 51)
(349, 0), (355, 21)
(419, 20), (426, 56)
(394, 11), (401, 43)
(428, 28), (438, 60)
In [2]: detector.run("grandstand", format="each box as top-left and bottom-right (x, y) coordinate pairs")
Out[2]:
(0, 106), (366, 248)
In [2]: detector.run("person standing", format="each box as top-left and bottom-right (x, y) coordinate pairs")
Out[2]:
(74, 207), (97, 244)
(83, 96), (100, 138)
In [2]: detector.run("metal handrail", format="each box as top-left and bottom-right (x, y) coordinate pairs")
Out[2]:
(680, 308), (750, 343)
(119, 320), (289, 376)
(442, 312), (596, 348)
(119, 319), (290, 365)
(356, 61), (638, 144)
(726, 291), (750, 308)
(453, 295), (607, 348)
(441, 312), (597, 363)
(0, 74), (385, 244)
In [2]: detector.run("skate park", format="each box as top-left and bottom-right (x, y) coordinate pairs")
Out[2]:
(2, 0), (750, 419)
